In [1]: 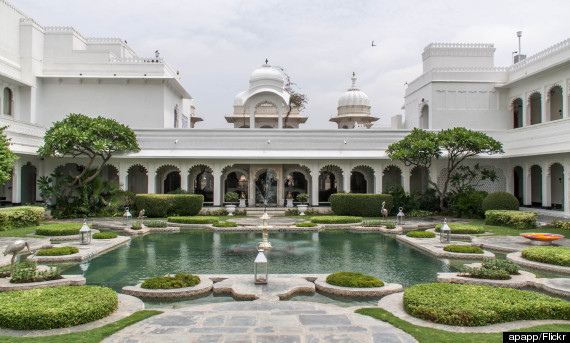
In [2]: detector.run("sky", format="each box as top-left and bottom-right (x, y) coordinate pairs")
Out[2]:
(12, 0), (570, 129)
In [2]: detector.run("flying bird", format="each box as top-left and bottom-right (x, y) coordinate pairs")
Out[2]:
(371, 40), (376, 47)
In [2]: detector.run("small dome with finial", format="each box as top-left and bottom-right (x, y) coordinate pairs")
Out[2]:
(249, 59), (284, 88)
(338, 73), (370, 107)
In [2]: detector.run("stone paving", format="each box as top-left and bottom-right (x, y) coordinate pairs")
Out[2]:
(0, 237), (52, 267)
(102, 301), (418, 343)
(472, 235), (570, 252)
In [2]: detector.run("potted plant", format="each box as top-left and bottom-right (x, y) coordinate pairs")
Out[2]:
(296, 193), (309, 215)
(224, 192), (239, 216)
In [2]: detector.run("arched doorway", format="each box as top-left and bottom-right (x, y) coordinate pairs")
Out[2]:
(255, 170), (277, 206)
(513, 166), (523, 205)
(156, 165), (181, 194)
(21, 163), (37, 204)
(101, 165), (119, 185)
(410, 166), (429, 193)
(284, 171), (308, 200)
(512, 98), (523, 128)
(529, 93), (542, 125)
(530, 165), (542, 206)
(350, 171), (367, 193)
(224, 171), (247, 203)
(195, 170), (214, 203)
(382, 166), (402, 192)
(549, 86), (563, 121)
(319, 166), (339, 203)
(550, 163), (564, 210)
(127, 165), (148, 195)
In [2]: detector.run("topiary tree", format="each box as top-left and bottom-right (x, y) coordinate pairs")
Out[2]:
(481, 191), (520, 212)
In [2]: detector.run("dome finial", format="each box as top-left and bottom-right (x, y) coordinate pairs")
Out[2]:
(265, 58), (269, 65)
(351, 72), (357, 88)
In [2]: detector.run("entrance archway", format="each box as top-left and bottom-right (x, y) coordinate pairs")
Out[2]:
(530, 165), (542, 206)
(410, 166), (429, 193)
(224, 171), (247, 203)
(255, 170), (277, 206)
(319, 165), (340, 203)
(382, 166), (402, 192)
(284, 171), (308, 200)
(156, 165), (181, 194)
(21, 163), (37, 204)
(195, 171), (214, 203)
(550, 163), (564, 210)
(513, 166), (523, 205)
(127, 165), (148, 195)
(350, 171), (367, 193)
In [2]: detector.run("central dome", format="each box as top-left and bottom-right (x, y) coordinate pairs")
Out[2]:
(338, 76), (370, 107)
(249, 63), (284, 87)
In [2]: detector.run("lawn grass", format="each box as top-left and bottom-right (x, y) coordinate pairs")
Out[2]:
(467, 219), (569, 236)
(0, 310), (162, 343)
(356, 308), (570, 343)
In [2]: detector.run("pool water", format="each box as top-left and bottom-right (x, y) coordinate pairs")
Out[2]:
(61, 230), (458, 292)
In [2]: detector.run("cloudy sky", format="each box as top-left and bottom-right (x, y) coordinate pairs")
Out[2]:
(13, 0), (570, 128)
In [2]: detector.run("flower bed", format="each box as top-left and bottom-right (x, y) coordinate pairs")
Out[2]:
(296, 222), (317, 227)
(167, 216), (219, 224)
(406, 231), (435, 238)
(212, 221), (237, 228)
(326, 272), (384, 288)
(36, 246), (79, 256)
(403, 283), (570, 326)
(521, 246), (570, 267)
(141, 274), (200, 289)
(144, 220), (168, 228)
(0, 285), (118, 329)
(434, 223), (485, 234)
(92, 232), (118, 239)
(35, 223), (82, 236)
(443, 245), (483, 254)
(310, 216), (362, 224)
(459, 258), (519, 280)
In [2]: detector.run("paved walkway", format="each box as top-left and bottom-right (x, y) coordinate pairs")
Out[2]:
(102, 301), (417, 343)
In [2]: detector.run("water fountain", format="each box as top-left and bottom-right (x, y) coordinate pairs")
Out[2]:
(258, 211), (272, 249)
(255, 169), (276, 250)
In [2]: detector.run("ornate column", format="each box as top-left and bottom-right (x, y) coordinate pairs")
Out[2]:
(276, 165), (284, 206)
(249, 106), (255, 129)
(212, 165), (222, 206)
(277, 105), (283, 129)
(541, 88), (547, 123)
(180, 163), (189, 193)
(372, 163), (383, 194)
(542, 163), (551, 208)
(402, 166), (411, 194)
(249, 166), (256, 207)
(523, 164), (532, 206)
(310, 164), (319, 206)
(564, 82), (569, 119)
(118, 162), (128, 191)
(11, 159), (21, 204)
(147, 164), (156, 194)
(341, 164), (351, 193)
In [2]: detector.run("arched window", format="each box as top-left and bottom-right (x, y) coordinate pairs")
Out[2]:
(529, 93), (541, 125)
(512, 98), (523, 128)
(3, 88), (13, 116)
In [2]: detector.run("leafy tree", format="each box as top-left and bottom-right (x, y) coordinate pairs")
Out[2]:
(386, 127), (503, 211)
(0, 126), (18, 185)
(38, 114), (140, 191)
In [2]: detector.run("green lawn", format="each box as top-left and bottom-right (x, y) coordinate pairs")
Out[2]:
(0, 310), (161, 343)
(466, 219), (569, 236)
(0, 225), (43, 238)
(356, 308), (570, 343)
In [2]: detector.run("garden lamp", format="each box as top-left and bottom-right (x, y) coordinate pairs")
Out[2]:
(80, 219), (91, 245)
(440, 218), (451, 244)
(397, 207), (405, 225)
(123, 207), (132, 226)
(254, 248), (268, 284)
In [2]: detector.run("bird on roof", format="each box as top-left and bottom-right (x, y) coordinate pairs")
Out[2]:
(371, 40), (376, 47)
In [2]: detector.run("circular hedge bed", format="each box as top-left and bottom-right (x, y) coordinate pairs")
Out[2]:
(141, 274), (201, 289)
(434, 223), (485, 234)
(92, 232), (118, 239)
(0, 286), (118, 329)
(521, 246), (570, 267)
(406, 231), (436, 238)
(443, 245), (484, 254)
(167, 216), (219, 224)
(35, 223), (82, 236)
(296, 222), (317, 227)
(36, 246), (79, 256)
(310, 216), (362, 224)
(326, 272), (384, 288)
(482, 191), (520, 212)
(403, 283), (570, 326)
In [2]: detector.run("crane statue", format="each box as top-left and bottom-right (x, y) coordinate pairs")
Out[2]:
(3, 240), (32, 277)
(381, 201), (388, 220)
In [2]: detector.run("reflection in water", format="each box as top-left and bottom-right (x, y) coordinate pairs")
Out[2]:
(62, 231), (457, 292)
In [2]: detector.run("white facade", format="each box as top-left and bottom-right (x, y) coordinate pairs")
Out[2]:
(0, 0), (568, 214)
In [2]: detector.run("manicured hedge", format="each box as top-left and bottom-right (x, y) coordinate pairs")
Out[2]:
(330, 194), (394, 217)
(141, 274), (200, 289)
(310, 216), (362, 224)
(144, 220), (167, 228)
(135, 194), (203, 217)
(212, 221), (238, 227)
(0, 286), (118, 329)
(36, 246), (79, 256)
(521, 246), (570, 267)
(167, 216), (219, 224)
(326, 272), (384, 288)
(406, 231), (436, 238)
(482, 191), (520, 212)
(0, 206), (45, 231)
(296, 222), (317, 227)
(403, 283), (570, 326)
(434, 223), (485, 234)
(459, 258), (519, 280)
(485, 210), (537, 230)
(443, 245), (483, 254)
(92, 232), (118, 239)
(35, 223), (82, 236)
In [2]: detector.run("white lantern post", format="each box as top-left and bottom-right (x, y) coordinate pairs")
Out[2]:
(123, 207), (132, 226)
(440, 218), (451, 244)
(80, 219), (91, 245)
(254, 249), (268, 284)
(397, 207), (405, 225)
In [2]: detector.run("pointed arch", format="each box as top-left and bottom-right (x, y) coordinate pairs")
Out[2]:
(127, 164), (148, 194)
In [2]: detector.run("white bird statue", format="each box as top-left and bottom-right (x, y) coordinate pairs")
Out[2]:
(381, 201), (388, 220)
(3, 240), (32, 277)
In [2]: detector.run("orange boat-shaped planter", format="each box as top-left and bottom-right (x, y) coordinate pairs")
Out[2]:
(520, 233), (564, 242)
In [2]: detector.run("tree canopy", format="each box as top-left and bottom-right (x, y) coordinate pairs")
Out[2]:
(386, 127), (504, 210)
(37, 114), (140, 189)
(0, 126), (18, 185)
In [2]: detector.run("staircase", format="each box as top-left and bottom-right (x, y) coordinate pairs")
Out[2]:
(245, 207), (289, 216)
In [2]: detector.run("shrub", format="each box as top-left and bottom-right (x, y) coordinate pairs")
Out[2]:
(311, 216), (362, 224)
(443, 245), (483, 254)
(296, 222), (317, 227)
(224, 192), (239, 203)
(330, 194), (394, 217)
(141, 274), (200, 289)
(0, 206), (45, 231)
(521, 246), (570, 267)
(35, 223), (82, 236)
(296, 193), (309, 204)
(11, 264), (61, 284)
(448, 190), (488, 218)
(0, 286), (118, 329)
(92, 232), (118, 239)
(0, 261), (37, 278)
(551, 220), (570, 230)
(407, 210), (437, 217)
(134, 194), (203, 217)
(212, 221), (238, 228)
(144, 220), (167, 228)
(482, 191), (520, 212)
(131, 222), (143, 230)
(168, 216), (219, 224)
(481, 258), (519, 274)
(406, 231), (436, 238)
(36, 246), (79, 256)
(485, 210), (537, 230)
(363, 220), (396, 229)
(326, 272), (384, 288)
(285, 208), (318, 216)
(434, 223), (485, 234)
(403, 283), (570, 326)
(459, 258), (519, 280)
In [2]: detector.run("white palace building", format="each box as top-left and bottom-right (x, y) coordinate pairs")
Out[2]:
(1, 0), (569, 214)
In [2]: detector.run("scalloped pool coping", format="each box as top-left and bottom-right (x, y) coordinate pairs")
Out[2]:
(0, 274), (85, 292)
(122, 278), (213, 299)
(314, 277), (403, 297)
(507, 251), (570, 274)
(396, 235), (495, 259)
(28, 236), (130, 263)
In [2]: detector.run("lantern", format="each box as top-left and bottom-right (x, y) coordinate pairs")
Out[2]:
(397, 207), (405, 225)
(80, 219), (91, 245)
(254, 248), (268, 284)
(123, 207), (132, 226)
(440, 218), (451, 244)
